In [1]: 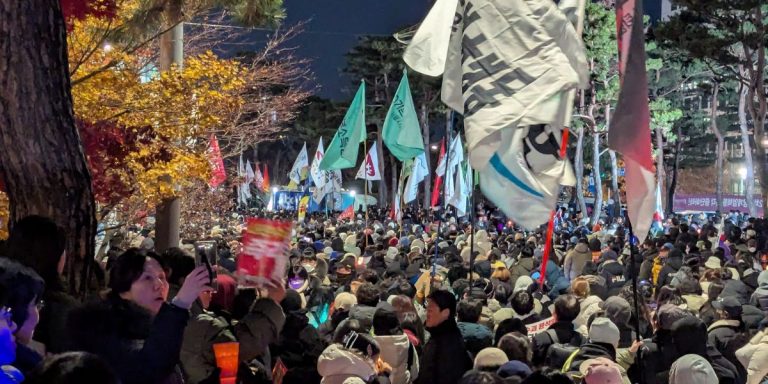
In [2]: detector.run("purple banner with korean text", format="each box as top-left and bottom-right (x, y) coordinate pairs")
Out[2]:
(672, 194), (763, 216)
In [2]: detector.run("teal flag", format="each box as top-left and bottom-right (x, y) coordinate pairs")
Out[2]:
(320, 81), (367, 170)
(382, 70), (424, 161)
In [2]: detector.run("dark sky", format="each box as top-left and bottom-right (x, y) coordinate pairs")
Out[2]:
(264, 0), (430, 100)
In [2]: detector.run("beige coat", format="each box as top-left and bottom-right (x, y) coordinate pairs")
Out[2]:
(736, 330), (768, 384)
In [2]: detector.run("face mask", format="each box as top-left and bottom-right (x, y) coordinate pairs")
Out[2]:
(749, 247), (757, 253)
(301, 263), (316, 273)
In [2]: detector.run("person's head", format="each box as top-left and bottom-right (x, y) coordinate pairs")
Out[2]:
(660, 243), (674, 257)
(426, 289), (457, 328)
(355, 282), (380, 307)
(459, 371), (504, 384)
(669, 354), (717, 384)
(657, 286), (684, 306)
(473, 347), (509, 372)
(0, 258), (44, 344)
(4, 215), (66, 291)
(510, 291), (534, 316)
(109, 248), (169, 315)
(553, 294), (580, 322)
(457, 299), (483, 323)
(158, 247), (194, 287)
(570, 277), (590, 299)
(497, 332), (532, 364)
(601, 297), (632, 329)
(491, 267), (511, 283)
(26, 352), (119, 384)
(707, 280), (725, 302)
(493, 284), (511, 306)
(580, 358), (623, 384)
(389, 294), (416, 318)
(712, 296), (743, 321)
(588, 317), (620, 348)
(372, 305), (401, 336)
(332, 319), (362, 344)
(494, 318), (527, 345)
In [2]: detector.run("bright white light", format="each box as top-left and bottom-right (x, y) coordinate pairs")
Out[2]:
(103, 43), (113, 52)
(272, 187), (278, 193)
(739, 167), (748, 180)
(350, 190), (357, 197)
(431, 144), (438, 150)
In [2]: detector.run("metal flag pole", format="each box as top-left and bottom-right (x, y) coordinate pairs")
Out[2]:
(433, 111), (454, 278)
(468, 167), (476, 291)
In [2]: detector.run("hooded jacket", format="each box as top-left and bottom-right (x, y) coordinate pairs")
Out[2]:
(672, 316), (742, 384)
(656, 249), (683, 292)
(708, 319), (749, 380)
(748, 270), (768, 310)
(180, 303), (236, 384)
(574, 296), (604, 336)
(722, 279), (752, 306)
(638, 247), (659, 282)
(736, 329), (768, 384)
(510, 257), (536, 287)
(375, 334), (419, 384)
(531, 320), (585, 366)
(65, 296), (190, 384)
(542, 260), (570, 299)
(416, 318), (472, 384)
(349, 304), (380, 334)
(564, 243), (591, 281)
(317, 344), (376, 384)
(599, 260), (626, 297)
(457, 322), (493, 358)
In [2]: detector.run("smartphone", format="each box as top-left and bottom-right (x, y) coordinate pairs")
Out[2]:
(194, 241), (218, 291)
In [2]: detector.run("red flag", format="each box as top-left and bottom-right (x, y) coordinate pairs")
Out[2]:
(610, 0), (655, 239)
(262, 165), (270, 192)
(207, 134), (226, 188)
(339, 205), (354, 221)
(430, 138), (446, 207)
(539, 129), (570, 286)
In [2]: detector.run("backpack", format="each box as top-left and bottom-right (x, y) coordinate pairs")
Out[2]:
(544, 329), (585, 370)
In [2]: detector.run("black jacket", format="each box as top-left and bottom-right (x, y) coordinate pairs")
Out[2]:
(66, 296), (190, 384)
(628, 331), (678, 384)
(531, 321), (584, 367)
(35, 289), (78, 354)
(721, 279), (752, 305)
(638, 248), (658, 282)
(707, 319), (749, 381)
(599, 260), (626, 296)
(567, 342), (615, 373)
(416, 318), (472, 384)
(656, 250), (683, 292)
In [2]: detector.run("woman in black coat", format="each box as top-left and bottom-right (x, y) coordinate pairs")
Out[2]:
(66, 249), (211, 384)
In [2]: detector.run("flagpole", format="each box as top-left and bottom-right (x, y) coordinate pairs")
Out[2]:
(363, 138), (369, 232)
(468, 176), (476, 290)
(432, 111), (454, 278)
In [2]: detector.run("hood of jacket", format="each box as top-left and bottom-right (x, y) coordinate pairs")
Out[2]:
(317, 343), (376, 382)
(574, 243), (590, 255)
(374, 334), (411, 375)
(706, 319), (741, 333)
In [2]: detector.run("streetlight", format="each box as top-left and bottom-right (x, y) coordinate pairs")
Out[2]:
(350, 190), (357, 197)
(272, 187), (278, 194)
(103, 42), (113, 52)
(739, 167), (748, 180)
(430, 144), (438, 151)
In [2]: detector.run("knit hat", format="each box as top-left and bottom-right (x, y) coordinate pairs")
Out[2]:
(334, 292), (357, 311)
(580, 357), (623, 384)
(704, 256), (721, 269)
(712, 296), (743, 318)
(412, 239), (425, 252)
(589, 238), (602, 252)
(473, 347), (509, 370)
(602, 297), (632, 327)
(386, 230), (397, 239)
(513, 276), (534, 294)
(588, 318), (620, 347)
(386, 247), (398, 261)
(669, 354), (717, 384)
(496, 360), (532, 379)
(601, 250), (618, 261)
(388, 237), (399, 247)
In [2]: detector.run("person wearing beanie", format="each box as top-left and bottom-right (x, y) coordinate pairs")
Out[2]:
(473, 347), (509, 372)
(457, 299), (494, 358)
(564, 318), (621, 374)
(417, 290), (472, 384)
(749, 270), (768, 310)
(708, 296), (748, 378)
(372, 305), (419, 384)
(671, 316), (741, 384)
(496, 360), (532, 381)
(579, 357), (624, 384)
(588, 238), (602, 263)
(509, 246), (536, 287)
(564, 238), (592, 281)
(601, 297), (634, 348)
(669, 354), (717, 384)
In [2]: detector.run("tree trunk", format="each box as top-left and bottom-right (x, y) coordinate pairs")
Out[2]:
(666, 125), (682, 215)
(575, 125), (588, 218)
(155, 3), (184, 252)
(738, 81), (758, 216)
(0, 0), (96, 294)
(605, 105), (620, 220)
(420, 103), (431, 209)
(591, 131), (603, 225)
(710, 84), (725, 213)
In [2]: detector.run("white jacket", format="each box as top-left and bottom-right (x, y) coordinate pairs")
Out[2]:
(317, 344), (376, 384)
(375, 334), (419, 384)
(736, 330), (768, 384)
(574, 295), (604, 336)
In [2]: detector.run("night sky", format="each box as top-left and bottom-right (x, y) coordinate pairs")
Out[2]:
(254, 0), (430, 100)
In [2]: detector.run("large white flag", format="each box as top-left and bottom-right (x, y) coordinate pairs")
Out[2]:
(238, 154), (251, 204)
(289, 142), (309, 184)
(404, 152), (429, 203)
(245, 160), (255, 185)
(405, 0), (588, 229)
(355, 142), (382, 181)
(436, 135), (463, 176)
(449, 164), (469, 217)
(310, 138), (327, 189)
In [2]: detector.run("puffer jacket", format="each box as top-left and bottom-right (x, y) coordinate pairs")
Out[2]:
(564, 243), (591, 281)
(542, 260), (570, 299)
(317, 343), (376, 384)
(375, 334), (419, 384)
(749, 270), (768, 310)
(574, 295), (604, 336)
(348, 304), (379, 333)
(180, 304), (236, 384)
(509, 257), (536, 287)
(457, 322), (493, 358)
(736, 330), (768, 384)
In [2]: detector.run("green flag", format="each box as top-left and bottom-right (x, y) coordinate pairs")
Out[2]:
(320, 81), (367, 170)
(382, 70), (424, 161)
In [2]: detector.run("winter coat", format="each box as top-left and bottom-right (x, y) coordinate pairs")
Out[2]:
(349, 304), (379, 334)
(749, 271), (768, 310)
(180, 304), (236, 384)
(574, 295), (603, 336)
(65, 296), (190, 384)
(375, 334), (419, 384)
(736, 330), (768, 384)
(656, 250), (683, 293)
(722, 279), (752, 305)
(416, 318), (472, 384)
(13, 343), (42, 378)
(564, 243), (591, 281)
(271, 310), (326, 383)
(566, 342), (615, 372)
(457, 322), (493, 358)
(317, 344), (376, 384)
(542, 260), (570, 299)
(509, 257), (536, 287)
(35, 289), (78, 354)
(672, 316), (742, 384)
(638, 248), (658, 282)
(682, 294), (707, 315)
(599, 260), (627, 297)
(531, 320), (585, 367)
(708, 319), (749, 380)
(629, 331), (679, 384)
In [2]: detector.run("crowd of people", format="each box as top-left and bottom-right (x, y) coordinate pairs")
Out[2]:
(0, 205), (765, 384)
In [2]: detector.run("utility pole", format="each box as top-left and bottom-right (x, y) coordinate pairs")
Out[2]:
(155, 2), (184, 252)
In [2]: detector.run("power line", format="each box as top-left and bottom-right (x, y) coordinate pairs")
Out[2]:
(185, 22), (394, 37)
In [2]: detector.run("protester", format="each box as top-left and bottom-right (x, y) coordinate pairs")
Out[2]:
(417, 289), (472, 384)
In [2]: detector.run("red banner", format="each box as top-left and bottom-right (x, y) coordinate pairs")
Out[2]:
(207, 134), (226, 188)
(237, 218), (293, 286)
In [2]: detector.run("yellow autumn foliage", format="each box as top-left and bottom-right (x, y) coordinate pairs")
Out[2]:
(0, 192), (8, 240)
(68, 2), (247, 204)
